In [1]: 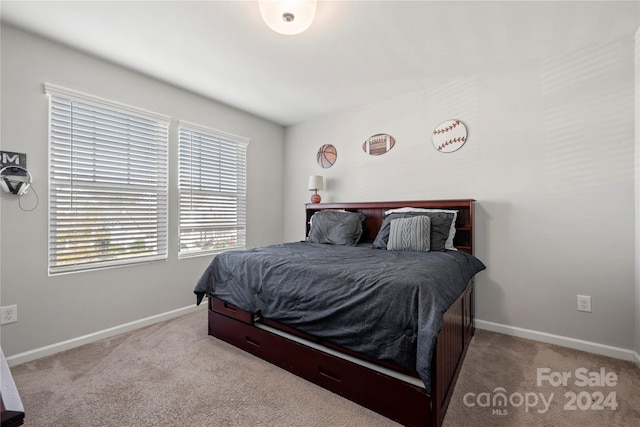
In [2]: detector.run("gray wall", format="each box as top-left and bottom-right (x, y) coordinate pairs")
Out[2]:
(1, 23), (638, 362)
(636, 28), (640, 360)
(284, 34), (638, 352)
(0, 25), (285, 357)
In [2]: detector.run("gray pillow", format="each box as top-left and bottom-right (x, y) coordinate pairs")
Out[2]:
(384, 208), (457, 250)
(308, 210), (366, 246)
(372, 211), (455, 251)
(387, 216), (431, 252)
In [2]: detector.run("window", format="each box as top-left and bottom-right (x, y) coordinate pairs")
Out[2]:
(178, 121), (248, 258)
(45, 83), (169, 274)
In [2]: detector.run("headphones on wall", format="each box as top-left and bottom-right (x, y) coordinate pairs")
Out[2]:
(0, 166), (33, 196)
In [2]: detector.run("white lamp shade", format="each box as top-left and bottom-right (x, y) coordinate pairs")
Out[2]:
(259, 0), (317, 35)
(308, 175), (323, 191)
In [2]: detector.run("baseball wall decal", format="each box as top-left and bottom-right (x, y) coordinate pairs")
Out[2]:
(432, 119), (467, 153)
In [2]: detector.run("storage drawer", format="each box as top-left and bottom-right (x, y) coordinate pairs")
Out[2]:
(209, 310), (431, 426)
(211, 298), (253, 324)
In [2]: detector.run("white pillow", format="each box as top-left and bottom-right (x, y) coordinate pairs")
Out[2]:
(383, 207), (458, 250)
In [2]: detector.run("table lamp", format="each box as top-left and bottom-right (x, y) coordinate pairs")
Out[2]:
(308, 175), (323, 203)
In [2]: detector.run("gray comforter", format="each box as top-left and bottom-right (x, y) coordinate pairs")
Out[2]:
(194, 242), (486, 393)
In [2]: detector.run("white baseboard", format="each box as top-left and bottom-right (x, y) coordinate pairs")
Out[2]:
(7, 309), (639, 369)
(475, 319), (639, 364)
(6, 304), (204, 367)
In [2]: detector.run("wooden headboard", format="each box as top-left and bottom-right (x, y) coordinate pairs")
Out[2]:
(305, 199), (475, 254)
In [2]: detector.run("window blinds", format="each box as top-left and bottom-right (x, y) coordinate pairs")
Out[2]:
(45, 84), (169, 274)
(178, 122), (248, 258)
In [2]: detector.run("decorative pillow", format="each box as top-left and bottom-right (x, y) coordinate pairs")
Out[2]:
(382, 208), (458, 250)
(308, 210), (366, 246)
(387, 216), (431, 252)
(372, 211), (455, 251)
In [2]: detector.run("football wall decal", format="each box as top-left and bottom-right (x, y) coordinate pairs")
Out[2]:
(362, 134), (395, 156)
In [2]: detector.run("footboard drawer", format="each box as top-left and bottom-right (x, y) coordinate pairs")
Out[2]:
(210, 298), (253, 324)
(209, 309), (432, 427)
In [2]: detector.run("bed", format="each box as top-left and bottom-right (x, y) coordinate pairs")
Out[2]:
(194, 199), (485, 427)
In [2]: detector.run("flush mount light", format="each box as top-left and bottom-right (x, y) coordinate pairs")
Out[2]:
(259, 0), (317, 35)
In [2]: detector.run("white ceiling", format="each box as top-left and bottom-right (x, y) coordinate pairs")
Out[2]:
(1, 1), (638, 126)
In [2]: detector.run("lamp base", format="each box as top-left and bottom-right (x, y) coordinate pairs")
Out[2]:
(311, 193), (321, 203)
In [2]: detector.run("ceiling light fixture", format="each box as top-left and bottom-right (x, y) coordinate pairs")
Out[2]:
(259, 0), (317, 35)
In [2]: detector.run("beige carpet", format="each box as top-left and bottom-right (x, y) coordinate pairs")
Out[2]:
(9, 307), (640, 426)
(443, 329), (640, 427)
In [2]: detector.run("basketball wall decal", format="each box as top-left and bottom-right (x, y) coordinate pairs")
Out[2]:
(317, 144), (337, 168)
(362, 134), (395, 156)
(432, 119), (467, 153)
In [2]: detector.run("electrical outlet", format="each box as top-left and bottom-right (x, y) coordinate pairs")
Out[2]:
(1, 305), (18, 324)
(577, 295), (591, 313)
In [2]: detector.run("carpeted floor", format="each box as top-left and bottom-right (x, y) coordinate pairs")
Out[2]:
(442, 329), (640, 427)
(8, 307), (640, 426)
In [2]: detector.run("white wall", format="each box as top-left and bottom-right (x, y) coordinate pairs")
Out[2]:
(284, 34), (637, 353)
(635, 27), (640, 362)
(0, 25), (285, 357)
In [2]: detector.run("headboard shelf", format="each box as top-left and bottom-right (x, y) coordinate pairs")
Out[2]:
(305, 199), (475, 254)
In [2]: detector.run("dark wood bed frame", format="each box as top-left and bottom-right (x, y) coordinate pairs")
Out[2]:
(207, 199), (476, 427)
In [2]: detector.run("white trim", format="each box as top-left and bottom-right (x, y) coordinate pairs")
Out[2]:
(5, 304), (203, 367)
(178, 120), (250, 146)
(476, 319), (638, 362)
(43, 82), (170, 122)
(49, 255), (168, 276)
(6, 309), (638, 370)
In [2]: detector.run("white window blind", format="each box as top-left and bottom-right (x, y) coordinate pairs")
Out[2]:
(178, 121), (249, 258)
(45, 83), (169, 274)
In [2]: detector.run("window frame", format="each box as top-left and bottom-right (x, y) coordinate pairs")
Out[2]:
(177, 120), (249, 259)
(45, 83), (170, 275)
